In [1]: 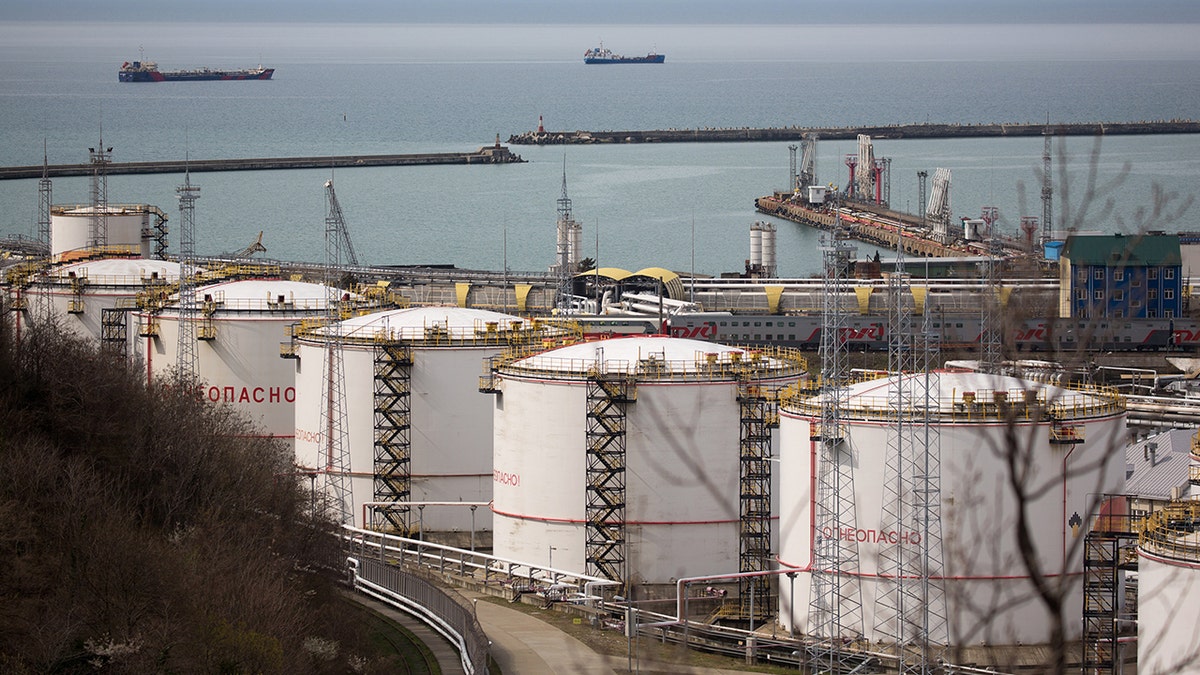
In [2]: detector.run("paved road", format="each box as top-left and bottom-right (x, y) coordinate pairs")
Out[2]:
(462, 590), (758, 675)
(353, 587), (760, 674)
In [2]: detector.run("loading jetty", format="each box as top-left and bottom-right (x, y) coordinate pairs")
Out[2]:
(509, 120), (1200, 145)
(0, 143), (523, 181)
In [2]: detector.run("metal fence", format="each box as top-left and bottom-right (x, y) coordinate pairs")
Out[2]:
(349, 554), (491, 675)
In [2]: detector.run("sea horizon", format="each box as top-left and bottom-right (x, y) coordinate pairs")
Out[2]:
(1, 20), (1197, 276)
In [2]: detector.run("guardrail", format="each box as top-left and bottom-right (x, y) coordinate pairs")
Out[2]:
(341, 526), (619, 675)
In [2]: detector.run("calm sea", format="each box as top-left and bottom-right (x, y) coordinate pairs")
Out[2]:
(1, 21), (1198, 277)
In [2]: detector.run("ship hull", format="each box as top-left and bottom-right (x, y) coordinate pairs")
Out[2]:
(584, 55), (665, 64)
(119, 68), (275, 82)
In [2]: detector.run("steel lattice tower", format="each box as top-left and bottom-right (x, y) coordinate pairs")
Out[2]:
(874, 257), (948, 671)
(320, 180), (354, 525)
(876, 256), (915, 663)
(912, 307), (948, 655)
(87, 136), (111, 249)
(979, 206), (1003, 374)
(36, 142), (53, 321)
(554, 159), (581, 310)
(175, 169), (200, 381)
(808, 209), (865, 671)
(1042, 129), (1054, 245)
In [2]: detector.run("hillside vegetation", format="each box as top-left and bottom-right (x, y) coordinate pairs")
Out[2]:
(0, 322), (400, 674)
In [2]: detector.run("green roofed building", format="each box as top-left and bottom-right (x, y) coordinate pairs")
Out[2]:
(1059, 233), (1182, 320)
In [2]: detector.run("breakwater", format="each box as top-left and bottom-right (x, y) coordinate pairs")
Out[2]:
(509, 120), (1200, 145)
(0, 144), (523, 181)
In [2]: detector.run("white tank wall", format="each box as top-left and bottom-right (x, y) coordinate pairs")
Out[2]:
(21, 259), (179, 349)
(51, 210), (148, 256)
(140, 312), (304, 442)
(26, 286), (127, 344)
(1139, 547), (1200, 673)
(294, 342), (500, 532)
(493, 377), (752, 584)
(777, 409), (1126, 646)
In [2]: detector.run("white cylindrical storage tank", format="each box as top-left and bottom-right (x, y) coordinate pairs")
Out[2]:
(292, 307), (574, 539)
(749, 221), (763, 268)
(1138, 503), (1200, 674)
(490, 336), (808, 585)
(25, 256), (180, 346)
(50, 204), (161, 257)
(137, 279), (350, 445)
(778, 370), (1125, 648)
(762, 221), (777, 277)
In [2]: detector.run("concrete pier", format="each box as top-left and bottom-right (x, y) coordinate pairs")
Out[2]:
(0, 144), (523, 180)
(509, 120), (1200, 145)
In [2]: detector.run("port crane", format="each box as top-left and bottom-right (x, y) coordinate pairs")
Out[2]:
(233, 231), (267, 259)
(324, 179), (360, 267)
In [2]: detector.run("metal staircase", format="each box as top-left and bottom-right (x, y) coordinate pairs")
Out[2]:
(372, 342), (413, 533)
(737, 383), (775, 622)
(584, 359), (634, 583)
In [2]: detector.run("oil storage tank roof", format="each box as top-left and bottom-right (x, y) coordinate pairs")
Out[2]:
(197, 278), (334, 300)
(187, 278), (352, 312)
(785, 369), (1122, 422)
(337, 306), (521, 334)
(51, 257), (182, 282)
(299, 305), (573, 346)
(503, 334), (807, 381)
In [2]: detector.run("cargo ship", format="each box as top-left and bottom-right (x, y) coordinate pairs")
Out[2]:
(583, 44), (665, 64)
(119, 59), (274, 82)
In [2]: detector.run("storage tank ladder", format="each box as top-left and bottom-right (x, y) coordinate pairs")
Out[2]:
(372, 342), (413, 533)
(149, 206), (170, 261)
(737, 382), (775, 623)
(808, 218), (866, 671)
(584, 361), (634, 583)
(100, 303), (134, 360)
(1082, 504), (1138, 675)
(65, 271), (86, 315)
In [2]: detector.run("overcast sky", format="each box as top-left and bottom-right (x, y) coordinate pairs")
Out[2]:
(5, 0), (1200, 24)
